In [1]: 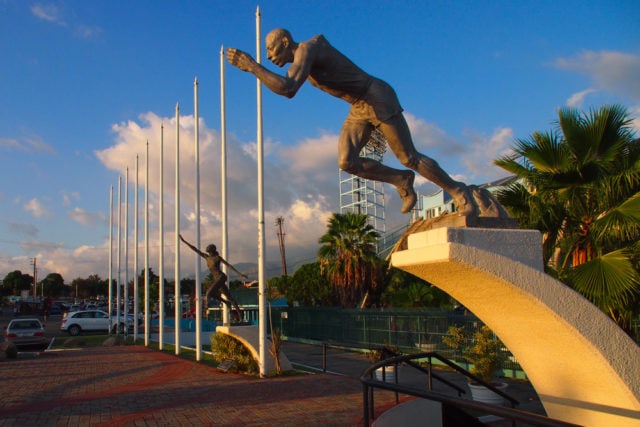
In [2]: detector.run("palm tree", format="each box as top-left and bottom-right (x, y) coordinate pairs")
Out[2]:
(318, 212), (381, 307)
(495, 105), (640, 334)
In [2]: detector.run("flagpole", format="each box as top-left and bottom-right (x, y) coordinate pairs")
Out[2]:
(134, 155), (139, 341)
(220, 45), (229, 325)
(108, 185), (113, 324)
(256, 5), (266, 378)
(159, 124), (165, 350)
(124, 167), (129, 340)
(116, 176), (122, 336)
(144, 141), (150, 347)
(174, 102), (181, 354)
(194, 77), (202, 361)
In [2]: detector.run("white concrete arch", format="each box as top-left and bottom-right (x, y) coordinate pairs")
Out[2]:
(391, 227), (640, 426)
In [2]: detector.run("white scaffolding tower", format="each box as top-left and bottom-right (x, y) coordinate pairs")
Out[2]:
(339, 128), (386, 242)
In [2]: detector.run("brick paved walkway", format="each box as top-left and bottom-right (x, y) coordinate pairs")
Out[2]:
(0, 345), (400, 426)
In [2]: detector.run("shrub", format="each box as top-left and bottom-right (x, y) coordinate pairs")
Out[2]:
(210, 333), (258, 374)
(0, 342), (18, 359)
(443, 325), (506, 384)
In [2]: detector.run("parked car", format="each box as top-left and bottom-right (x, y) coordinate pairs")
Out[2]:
(67, 304), (82, 312)
(60, 310), (133, 336)
(13, 301), (43, 317)
(3, 318), (50, 350)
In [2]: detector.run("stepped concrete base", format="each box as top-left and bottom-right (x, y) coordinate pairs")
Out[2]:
(391, 227), (640, 426)
(216, 325), (293, 375)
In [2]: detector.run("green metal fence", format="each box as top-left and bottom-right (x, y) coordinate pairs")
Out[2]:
(270, 306), (524, 374)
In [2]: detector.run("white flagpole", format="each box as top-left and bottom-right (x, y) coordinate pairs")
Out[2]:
(194, 77), (202, 361)
(144, 141), (150, 347)
(108, 185), (113, 324)
(124, 167), (129, 339)
(134, 155), (139, 341)
(174, 102), (181, 354)
(256, 5), (266, 378)
(159, 124), (165, 350)
(116, 176), (122, 336)
(220, 45), (229, 325)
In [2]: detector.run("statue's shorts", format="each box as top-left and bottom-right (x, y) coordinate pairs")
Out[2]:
(347, 78), (404, 126)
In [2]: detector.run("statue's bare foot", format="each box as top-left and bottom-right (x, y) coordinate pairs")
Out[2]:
(397, 172), (417, 214)
(470, 185), (510, 218)
(452, 185), (477, 217)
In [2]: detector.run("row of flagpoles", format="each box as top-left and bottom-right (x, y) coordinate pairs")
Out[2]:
(106, 7), (267, 375)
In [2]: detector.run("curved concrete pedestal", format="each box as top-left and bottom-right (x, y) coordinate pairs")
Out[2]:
(216, 325), (292, 375)
(391, 227), (640, 426)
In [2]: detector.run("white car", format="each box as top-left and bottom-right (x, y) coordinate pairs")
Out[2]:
(60, 310), (133, 336)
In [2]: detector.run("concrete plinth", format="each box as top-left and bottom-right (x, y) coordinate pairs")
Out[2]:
(391, 227), (640, 426)
(216, 325), (293, 375)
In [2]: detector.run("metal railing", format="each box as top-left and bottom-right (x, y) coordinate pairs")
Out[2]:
(273, 307), (526, 376)
(361, 352), (582, 427)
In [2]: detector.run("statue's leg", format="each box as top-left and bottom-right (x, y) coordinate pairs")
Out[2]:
(203, 281), (216, 311)
(378, 115), (477, 217)
(218, 285), (241, 321)
(338, 117), (417, 213)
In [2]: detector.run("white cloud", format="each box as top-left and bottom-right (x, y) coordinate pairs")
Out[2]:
(30, 3), (66, 25)
(94, 111), (343, 277)
(630, 106), (640, 134)
(553, 50), (640, 103)
(460, 127), (515, 183)
(405, 113), (465, 155)
(0, 133), (56, 154)
(24, 198), (51, 219)
(566, 88), (597, 108)
(27, 106), (522, 281)
(68, 207), (105, 227)
(30, 3), (101, 39)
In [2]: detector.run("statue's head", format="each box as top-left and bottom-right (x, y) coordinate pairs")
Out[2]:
(266, 28), (295, 67)
(206, 244), (217, 255)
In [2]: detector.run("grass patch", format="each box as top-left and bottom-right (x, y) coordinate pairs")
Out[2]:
(51, 334), (136, 348)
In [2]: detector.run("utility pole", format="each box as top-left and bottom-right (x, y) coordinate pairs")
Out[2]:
(275, 217), (287, 277)
(31, 257), (37, 300)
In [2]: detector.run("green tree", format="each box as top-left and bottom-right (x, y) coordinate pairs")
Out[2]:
(318, 212), (381, 307)
(379, 268), (451, 308)
(40, 273), (65, 297)
(495, 105), (640, 333)
(2, 270), (34, 296)
(70, 274), (106, 300)
(276, 262), (333, 306)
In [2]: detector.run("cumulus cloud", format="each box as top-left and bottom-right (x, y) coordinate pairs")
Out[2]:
(24, 198), (51, 219)
(68, 207), (105, 227)
(553, 50), (640, 103)
(460, 127), (515, 183)
(29, 105), (523, 280)
(405, 113), (465, 156)
(94, 111), (344, 277)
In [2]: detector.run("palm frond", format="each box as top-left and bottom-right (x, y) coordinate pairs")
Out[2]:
(571, 249), (639, 310)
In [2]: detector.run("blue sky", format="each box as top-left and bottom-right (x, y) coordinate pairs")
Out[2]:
(1, 0), (638, 283)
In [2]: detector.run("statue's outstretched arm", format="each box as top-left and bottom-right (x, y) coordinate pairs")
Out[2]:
(226, 47), (308, 99)
(220, 257), (248, 279)
(179, 234), (207, 259)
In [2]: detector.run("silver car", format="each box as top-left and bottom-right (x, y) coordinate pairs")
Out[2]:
(4, 318), (51, 350)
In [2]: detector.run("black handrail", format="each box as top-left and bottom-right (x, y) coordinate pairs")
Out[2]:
(321, 341), (466, 396)
(361, 352), (582, 427)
